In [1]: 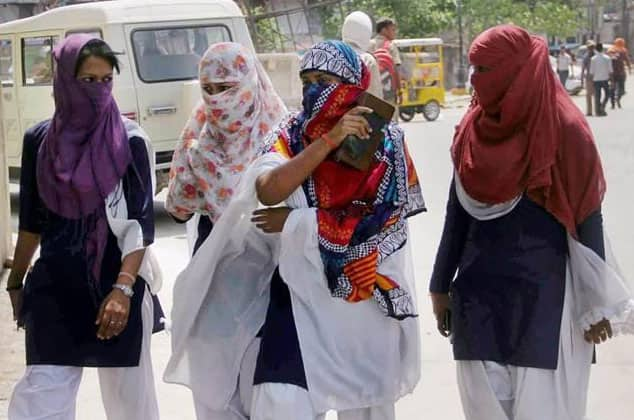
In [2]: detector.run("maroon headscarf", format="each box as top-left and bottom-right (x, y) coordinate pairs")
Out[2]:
(37, 34), (131, 291)
(452, 25), (605, 236)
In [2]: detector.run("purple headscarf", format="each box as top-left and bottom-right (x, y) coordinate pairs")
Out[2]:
(37, 34), (131, 292)
(37, 34), (130, 219)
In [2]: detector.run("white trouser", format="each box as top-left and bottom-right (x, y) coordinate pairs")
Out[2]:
(8, 289), (159, 420)
(251, 383), (395, 420)
(456, 265), (594, 420)
(193, 338), (261, 420)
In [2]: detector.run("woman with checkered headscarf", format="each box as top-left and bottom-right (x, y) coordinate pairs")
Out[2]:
(166, 41), (425, 420)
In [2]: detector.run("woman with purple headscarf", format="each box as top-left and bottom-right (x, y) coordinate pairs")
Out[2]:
(6, 35), (161, 420)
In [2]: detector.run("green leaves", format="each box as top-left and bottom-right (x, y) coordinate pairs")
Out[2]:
(462, 0), (581, 39)
(320, 0), (456, 40)
(318, 0), (580, 41)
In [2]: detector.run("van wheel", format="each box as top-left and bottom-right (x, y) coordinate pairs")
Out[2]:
(399, 108), (416, 122)
(422, 100), (441, 121)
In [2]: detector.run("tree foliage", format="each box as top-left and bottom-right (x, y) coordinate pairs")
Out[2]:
(462, 0), (581, 39)
(319, 0), (456, 40)
(319, 0), (581, 41)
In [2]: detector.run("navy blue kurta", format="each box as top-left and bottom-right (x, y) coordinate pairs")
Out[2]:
(19, 120), (156, 367)
(430, 180), (604, 369)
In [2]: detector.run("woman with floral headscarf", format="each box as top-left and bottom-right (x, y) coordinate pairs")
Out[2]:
(429, 25), (634, 420)
(165, 40), (424, 420)
(164, 42), (286, 420)
(6, 35), (161, 420)
(166, 42), (286, 253)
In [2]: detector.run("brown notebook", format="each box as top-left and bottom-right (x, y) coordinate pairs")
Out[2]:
(334, 91), (395, 171)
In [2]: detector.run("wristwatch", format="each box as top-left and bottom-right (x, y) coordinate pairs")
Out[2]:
(112, 283), (134, 298)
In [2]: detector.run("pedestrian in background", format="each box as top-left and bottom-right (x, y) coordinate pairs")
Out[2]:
(164, 42), (287, 420)
(430, 25), (633, 420)
(608, 37), (631, 109)
(341, 11), (383, 98)
(7, 34), (161, 420)
(581, 40), (596, 116)
(590, 42), (613, 116)
(369, 17), (402, 113)
(556, 44), (573, 86)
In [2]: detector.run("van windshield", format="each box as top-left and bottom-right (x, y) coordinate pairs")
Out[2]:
(132, 25), (231, 83)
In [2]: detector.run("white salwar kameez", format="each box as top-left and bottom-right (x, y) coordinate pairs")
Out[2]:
(8, 120), (162, 420)
(453, 174), (634, 420)
(164, 153), (420, 419)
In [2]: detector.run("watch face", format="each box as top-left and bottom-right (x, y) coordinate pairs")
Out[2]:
(114, 284), (133, 297)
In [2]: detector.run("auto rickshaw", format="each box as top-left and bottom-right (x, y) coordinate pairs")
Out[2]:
(394, 38), (445, 121)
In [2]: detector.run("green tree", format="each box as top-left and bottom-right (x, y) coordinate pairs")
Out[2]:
(319, 0), (580, 42)
(319, 0), (456, 40)
(462, 0), (581, 40)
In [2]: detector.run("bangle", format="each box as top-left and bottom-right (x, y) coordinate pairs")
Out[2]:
(118, 271), (136, 283)
(321, 133), (338, 151)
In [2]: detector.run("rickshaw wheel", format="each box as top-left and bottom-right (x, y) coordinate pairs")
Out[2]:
(422, 100), (441, 121)
(399, 108), (416, 122)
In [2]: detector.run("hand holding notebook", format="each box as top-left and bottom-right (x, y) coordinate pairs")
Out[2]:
(334, 92), (395, 171)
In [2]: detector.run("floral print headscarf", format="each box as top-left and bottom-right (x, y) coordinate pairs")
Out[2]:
(166, 42), (286, 221)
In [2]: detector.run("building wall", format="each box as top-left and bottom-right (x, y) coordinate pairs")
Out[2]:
(0, 4), (36, 23)
(0, 97), (10, 270)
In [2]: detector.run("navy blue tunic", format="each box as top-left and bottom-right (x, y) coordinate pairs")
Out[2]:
(254, 268), (307, 389)
(19, 120), (156, 367)
(430, 180), (604, 369)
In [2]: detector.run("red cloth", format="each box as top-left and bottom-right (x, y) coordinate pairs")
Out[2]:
(451, 25), (605, 236)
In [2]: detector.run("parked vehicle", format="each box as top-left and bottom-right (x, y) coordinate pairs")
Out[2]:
(0, 0), (254, 191)
(393, 38), (445, 122)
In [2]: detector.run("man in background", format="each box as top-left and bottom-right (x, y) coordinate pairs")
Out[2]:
(369, 17), (402, 114)
(590, 42), (613, 117)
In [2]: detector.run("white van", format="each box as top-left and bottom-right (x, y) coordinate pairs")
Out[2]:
(0, 0), (254, 190)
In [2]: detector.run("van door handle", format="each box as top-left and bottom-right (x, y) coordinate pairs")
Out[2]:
(148, 106), (177, 116)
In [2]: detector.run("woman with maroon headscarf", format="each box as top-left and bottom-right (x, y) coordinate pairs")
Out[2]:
(429, 25), (633, 420)
(6, 35), (161, 419)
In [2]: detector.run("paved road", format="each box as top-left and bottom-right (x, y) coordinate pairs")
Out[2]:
(2, 85), (633, 419)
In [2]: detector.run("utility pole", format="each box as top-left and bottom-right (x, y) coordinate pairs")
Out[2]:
(455, 0), (466, 90)
(588, 0), (596, 39)
(623, 0), (630, 46)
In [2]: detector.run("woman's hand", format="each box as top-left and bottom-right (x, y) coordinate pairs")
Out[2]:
(431, 293), (451, 337)
(326, 106), (373, 146)
(584, 318), (613, 344)
(251, 207), (292, 233)
(8, 288), (24, 330)
(96, 288), (131, 340)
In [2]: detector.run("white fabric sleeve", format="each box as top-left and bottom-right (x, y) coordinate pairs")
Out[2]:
(568, 234), (634, 334)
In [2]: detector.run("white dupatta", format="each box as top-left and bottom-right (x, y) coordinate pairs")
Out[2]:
(104, 118), (162, 294)
(164, 152), (421, 413)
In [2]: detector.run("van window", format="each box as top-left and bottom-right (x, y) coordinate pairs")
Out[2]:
(0, 39), (13, 87)
(132, 25), (231, 83)
(22, 36), (59, 86)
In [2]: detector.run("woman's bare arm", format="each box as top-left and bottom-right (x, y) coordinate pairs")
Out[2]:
(7, 231), (40, 289)
(256, 106), (372, 206)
